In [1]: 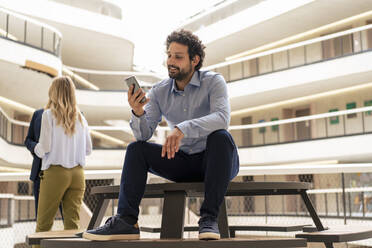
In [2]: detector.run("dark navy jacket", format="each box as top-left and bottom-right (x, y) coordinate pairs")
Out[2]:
(24, 108), (44, 182)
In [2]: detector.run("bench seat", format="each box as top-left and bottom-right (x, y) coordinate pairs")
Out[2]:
(296, 226), (372, 242)
(26, 229), (83, 245)
(41, 237), (308, 248)
(141, 224), (311, 238)
(90, 181), (311, 197)
(302, 226), (329, 233)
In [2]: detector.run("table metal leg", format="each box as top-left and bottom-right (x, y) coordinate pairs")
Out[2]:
(160, 191), (186, 239)
(218, 198), (230, 238)
(87, 196), (110, 230)
(301, 191), (334, 248)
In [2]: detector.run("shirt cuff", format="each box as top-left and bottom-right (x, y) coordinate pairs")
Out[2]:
(176, 122), (190, 138)
(34, 143), (45, 158)
(131, 110), (146, 118)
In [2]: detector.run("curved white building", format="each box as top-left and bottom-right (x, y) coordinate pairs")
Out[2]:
(1, 1), (372, 247)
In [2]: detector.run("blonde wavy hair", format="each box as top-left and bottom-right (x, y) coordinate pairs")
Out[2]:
(45, 76), (82, 136)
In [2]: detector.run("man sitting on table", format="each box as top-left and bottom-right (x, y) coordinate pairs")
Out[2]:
(83, 29), (239, 241)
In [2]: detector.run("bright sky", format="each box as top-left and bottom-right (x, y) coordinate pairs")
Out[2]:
(110, 0), (223, 74)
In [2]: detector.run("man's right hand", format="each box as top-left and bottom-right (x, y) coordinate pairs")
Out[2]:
(128, 85), (150, 116)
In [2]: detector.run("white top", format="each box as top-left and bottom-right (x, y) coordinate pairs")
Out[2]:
(35, 109), (92, 170)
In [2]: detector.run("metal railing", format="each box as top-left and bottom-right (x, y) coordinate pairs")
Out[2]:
(65, 25), (372, 91)
(0, 107), (127, 149)
(0, 170), (122, 227)
(1, 169), (372, 223)
(3, 105), (372, 149)
(0, 107), (28, 146)
(229, 105), (372, 147)
(307, 187), (372, 220)
(65, 65), (161, 91)
(0, 7), (62, 57)
(204, 24), (372, 83)
(2, 168), (372, 246)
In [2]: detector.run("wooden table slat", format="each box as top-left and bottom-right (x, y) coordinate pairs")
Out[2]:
(140, 224), (312, 233)
(91, 182), (311, 197)
(41, 237), (307, 248)
(26, 229), (83, 245)
(296, 226), (372, 242)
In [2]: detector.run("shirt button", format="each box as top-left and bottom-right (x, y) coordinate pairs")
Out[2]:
(184, 108), (187, 111)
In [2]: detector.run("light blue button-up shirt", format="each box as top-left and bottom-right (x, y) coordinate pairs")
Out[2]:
(130, 70), (230, 154)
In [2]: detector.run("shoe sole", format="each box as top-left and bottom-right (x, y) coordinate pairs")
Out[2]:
(199, 232), (220, 240)
(83, 232), (140, 241)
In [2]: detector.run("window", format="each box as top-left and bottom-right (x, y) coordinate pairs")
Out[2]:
(346, 102), (357, 119)
(367, 20), (372, 50)
(322, 28), (353, 59)
(258, 119), (266, 133)
(329, 108), (339, 124)
(271, 117), (279, 131)
(364, 100), (372, 116)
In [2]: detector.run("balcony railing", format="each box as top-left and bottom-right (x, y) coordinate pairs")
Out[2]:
(62, 25), (372, 91)
(3, 105), (372, 150)
(0, 107), (126, 149)
(204, 24), (372, 83)
(0, 8), (62, 57)
(229, 105), (372, 147)
(64, 65), (161, 91)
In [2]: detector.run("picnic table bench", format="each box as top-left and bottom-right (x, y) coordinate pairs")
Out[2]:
(87, 181), (317, 240)
(27, 181), (372, 248)
(26, 229), (83, 245)
(140, 223), (311, 238)
(40, 237), (308, 248)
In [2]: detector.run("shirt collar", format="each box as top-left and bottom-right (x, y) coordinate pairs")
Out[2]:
(171, 71), (200, 93)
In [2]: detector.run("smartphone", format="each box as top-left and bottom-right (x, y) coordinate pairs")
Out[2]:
(125, 75), (146, 103)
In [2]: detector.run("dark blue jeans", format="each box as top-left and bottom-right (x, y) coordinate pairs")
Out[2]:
(117, 129), (239, 223)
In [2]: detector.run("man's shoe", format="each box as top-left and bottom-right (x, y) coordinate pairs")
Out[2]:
(198, 216), (220, 240)
(83, 215), (140, 241)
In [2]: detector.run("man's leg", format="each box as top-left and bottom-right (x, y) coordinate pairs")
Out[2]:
(199, 129), (239, 240)
(84, 141), (205, 241)
(117, 141), (205, 224)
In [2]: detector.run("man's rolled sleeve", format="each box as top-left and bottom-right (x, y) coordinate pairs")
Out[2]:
(129, 110), (148, 140)
(129, 86), (162, 141)
(176, 122), (191, 138)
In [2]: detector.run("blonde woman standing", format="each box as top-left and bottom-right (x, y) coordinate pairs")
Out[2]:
(34, 76), (92, 234)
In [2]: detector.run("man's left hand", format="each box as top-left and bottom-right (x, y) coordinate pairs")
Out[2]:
(162, 127), (184, 159)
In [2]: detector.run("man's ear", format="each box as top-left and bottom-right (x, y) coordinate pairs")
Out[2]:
(192, 55), (200, 68)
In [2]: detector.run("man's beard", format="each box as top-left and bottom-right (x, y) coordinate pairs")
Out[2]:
(168, 64), (192, 81)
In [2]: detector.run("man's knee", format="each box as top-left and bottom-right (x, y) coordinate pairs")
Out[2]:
(126, 141), (147, 154)
(207, 129), (233, 145)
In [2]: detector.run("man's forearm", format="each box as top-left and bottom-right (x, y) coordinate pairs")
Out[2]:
(177, 110), (229, 138)
(130, 112), (154, 141)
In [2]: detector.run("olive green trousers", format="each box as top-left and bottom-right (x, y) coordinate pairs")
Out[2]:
(36, 165), (85, 233)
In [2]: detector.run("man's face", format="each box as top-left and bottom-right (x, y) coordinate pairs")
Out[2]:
(167, 42), (193, 81)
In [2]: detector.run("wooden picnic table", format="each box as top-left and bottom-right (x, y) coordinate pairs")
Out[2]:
(32, 181), (372, 248)
(87, 181), (334, 247)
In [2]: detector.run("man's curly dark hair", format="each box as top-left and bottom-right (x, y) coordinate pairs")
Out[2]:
(166, 29), (206, 71)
